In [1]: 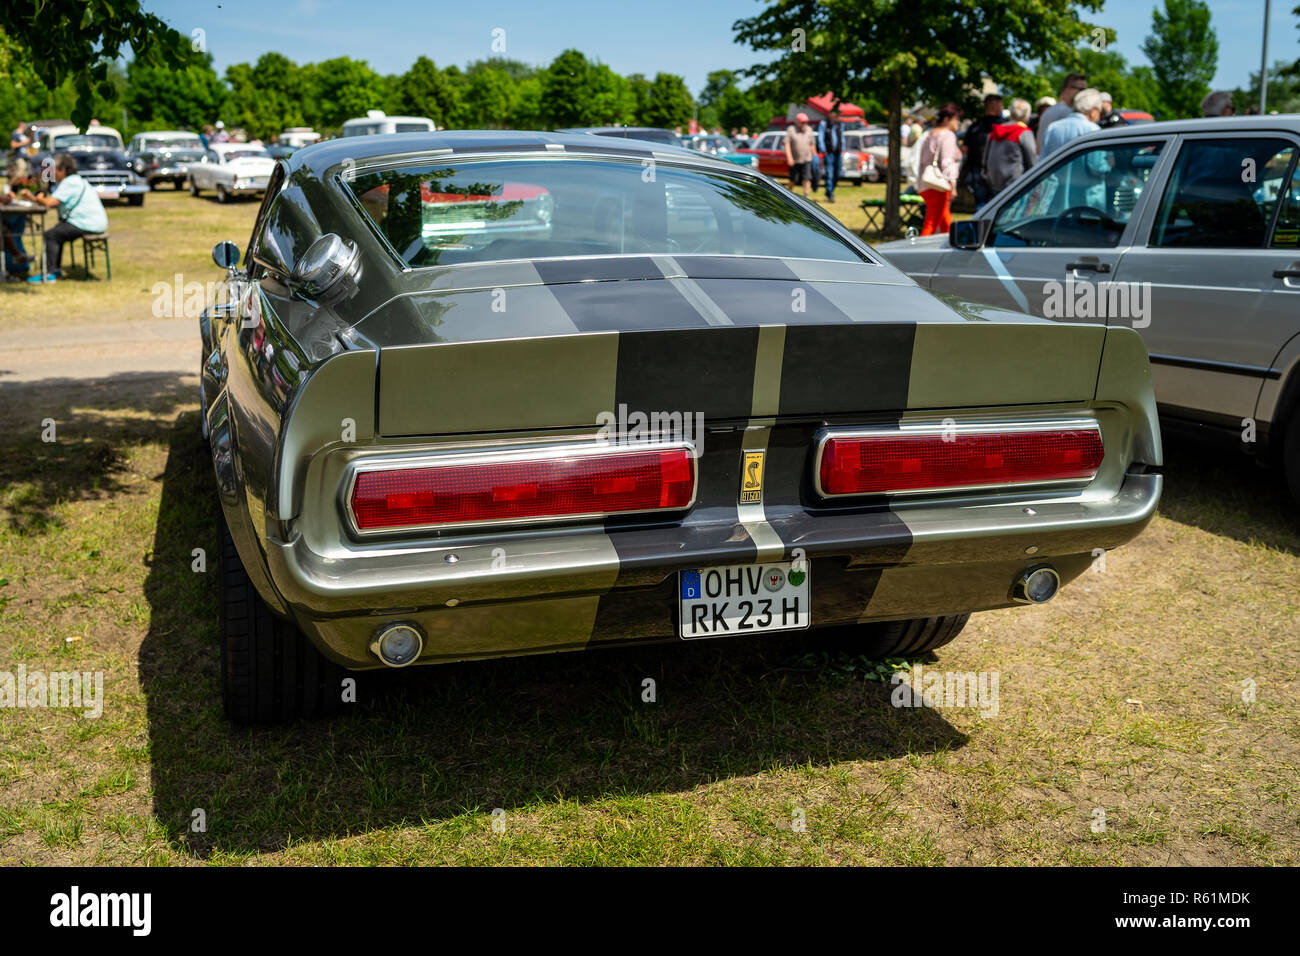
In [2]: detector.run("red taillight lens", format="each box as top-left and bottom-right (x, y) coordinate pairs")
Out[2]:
(818, 428), (1103, 496)
(350, 446), (696, 531)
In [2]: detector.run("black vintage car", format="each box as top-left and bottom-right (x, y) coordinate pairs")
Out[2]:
(31, 124), (149, 205)
(127, 130), (207, 189)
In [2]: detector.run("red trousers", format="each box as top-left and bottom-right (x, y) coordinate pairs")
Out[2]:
(920, 187), (952, 236)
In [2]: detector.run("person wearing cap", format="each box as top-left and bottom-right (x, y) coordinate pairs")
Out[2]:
(784, 113), (817, 200)
(213, 120), (230, 144)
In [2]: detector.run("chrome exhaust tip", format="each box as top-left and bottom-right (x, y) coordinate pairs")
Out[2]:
(370, 623), (424, 667)
(1011, 565), (1060, 605)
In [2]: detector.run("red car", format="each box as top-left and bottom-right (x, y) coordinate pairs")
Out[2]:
(738, 129), (872, 184)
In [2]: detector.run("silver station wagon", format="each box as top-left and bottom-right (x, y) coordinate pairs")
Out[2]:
(878, 116), (1300, 499)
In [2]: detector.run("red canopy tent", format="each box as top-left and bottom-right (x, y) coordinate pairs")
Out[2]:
(769, 93), (868, 130)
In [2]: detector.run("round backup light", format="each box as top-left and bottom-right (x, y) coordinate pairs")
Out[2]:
(1012, 566), (1060, 605)
(370, 623), (424, 667)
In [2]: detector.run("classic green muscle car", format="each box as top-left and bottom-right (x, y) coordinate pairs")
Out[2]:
(201, 130), (1160, 723)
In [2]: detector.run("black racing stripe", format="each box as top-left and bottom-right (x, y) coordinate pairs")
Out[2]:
(693, 277), (855, 328)
(614, 327), (758, 420)
(546, 279), (710, 333)
(681, 256), (802, 280)
(778, 323), (916, 416)
(533, 256), (662, 284)
(763, 508), (912, 565)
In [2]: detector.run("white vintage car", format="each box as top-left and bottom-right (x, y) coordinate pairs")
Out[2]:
(187, 143), (277, 203)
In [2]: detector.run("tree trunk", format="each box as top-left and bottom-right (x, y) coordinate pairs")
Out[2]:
(884, 75), (903, 238)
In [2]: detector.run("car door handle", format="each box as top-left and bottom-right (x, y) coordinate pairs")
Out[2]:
(1067, 261), (1111, 273)
(1273, 269), (1300, 279)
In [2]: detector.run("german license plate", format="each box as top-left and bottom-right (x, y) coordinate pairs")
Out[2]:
(99, 189), (119, 200)
(252, 177), (267, 187)
(678, 561), (810, 639)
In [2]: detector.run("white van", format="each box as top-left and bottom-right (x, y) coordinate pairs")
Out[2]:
(341, 110), (436, 137)
(278, 127), (321, 148)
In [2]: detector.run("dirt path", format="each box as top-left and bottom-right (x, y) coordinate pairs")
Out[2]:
(0, 317), (198, 384)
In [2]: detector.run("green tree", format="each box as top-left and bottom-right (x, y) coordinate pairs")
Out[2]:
(224, 54), (309, 141)
(125, 53), (226, 131)
(540, 49), (594, 127)
(394, 56), (460, 126)
(1234, 60), (1300, 114)
(456, 67), (518, 128)
(0, 0), (191, 130)
(588, 64), (637, 126)
(734, 0), (1104, 235)
(1140, 0), (1218, 118)
(1028, 46), (1166, 116)
(304, 57), (388, 130)
(642, 73), (694, 129)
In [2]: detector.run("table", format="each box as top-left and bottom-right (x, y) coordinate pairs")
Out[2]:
(858, 195), (927, 236)
(0, 200), (49, 282)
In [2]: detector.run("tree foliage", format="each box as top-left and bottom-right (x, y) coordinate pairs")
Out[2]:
(0, 0), (192, 130)
(734, 0), (1105, 235)
(1140, 0), (1218, 118)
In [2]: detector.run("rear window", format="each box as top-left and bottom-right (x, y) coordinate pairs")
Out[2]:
(395, 122), (433, 133)
(344, 157), (866, 267)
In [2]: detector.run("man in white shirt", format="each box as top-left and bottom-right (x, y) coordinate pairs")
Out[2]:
(1036, 73), (1087, 147)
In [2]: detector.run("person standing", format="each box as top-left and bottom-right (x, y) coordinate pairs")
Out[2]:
(1036, 74), (1087, 147)
(981, 98), (1038, 197)
(17, 153), (108, 283)
(961, 93), (1003, 211)
(1201, 91), (1235, 116)
(212, 121), (230, 144)
(784, 112), (817, 200)
(9, 121), (32, 161)
(817, 107), (846, 202)
(1040, 88), (1104, 157)
(918, 103), (962, 236)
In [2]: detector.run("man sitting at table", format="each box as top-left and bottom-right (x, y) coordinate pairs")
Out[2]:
(17, 153), (107, 283)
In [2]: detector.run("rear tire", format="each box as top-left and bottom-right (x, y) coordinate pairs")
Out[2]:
(219, 516), (345, 724)
(189, 178), (200, 197)
(216, 185), (229, 203)
(821, 613), (971, 658)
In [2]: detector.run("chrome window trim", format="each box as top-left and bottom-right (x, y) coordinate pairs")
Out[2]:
(341, 438), (699, 538)
(812, 419), (1104, 499)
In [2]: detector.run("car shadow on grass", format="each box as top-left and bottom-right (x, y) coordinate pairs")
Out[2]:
(139, 409), (967, 858)
(1157, 432), (1300, 556)
(0, 372), (197, 534)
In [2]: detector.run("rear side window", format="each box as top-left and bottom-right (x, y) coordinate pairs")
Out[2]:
(1272, 160), (1300, 248)
(344, 156), (867, 267)
(1151, 137), (1296, 248)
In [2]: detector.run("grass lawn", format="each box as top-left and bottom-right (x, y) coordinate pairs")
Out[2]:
(1, 186), (260, 331)
(0, 176), (1295, 867)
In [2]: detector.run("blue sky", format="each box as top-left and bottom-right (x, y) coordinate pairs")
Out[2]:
(149, 0), (1295, 98)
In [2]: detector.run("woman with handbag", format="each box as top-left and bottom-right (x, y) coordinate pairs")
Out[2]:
(918, 104), (963, 236)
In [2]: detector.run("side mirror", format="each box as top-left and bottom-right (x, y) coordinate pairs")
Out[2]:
(212, 241), (241, 269)
(950, 218), (990, 250)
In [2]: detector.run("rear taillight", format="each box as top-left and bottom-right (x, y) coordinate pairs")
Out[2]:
(349, 444), (696, 532)
(817, 425), (1103, 497)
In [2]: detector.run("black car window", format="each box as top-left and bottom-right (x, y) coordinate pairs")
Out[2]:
(990, 141), (1163, 248)
(1271, 155), (1300, 249)
(343, 156), (868, 267)
(1152, 137), (1296, 248)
